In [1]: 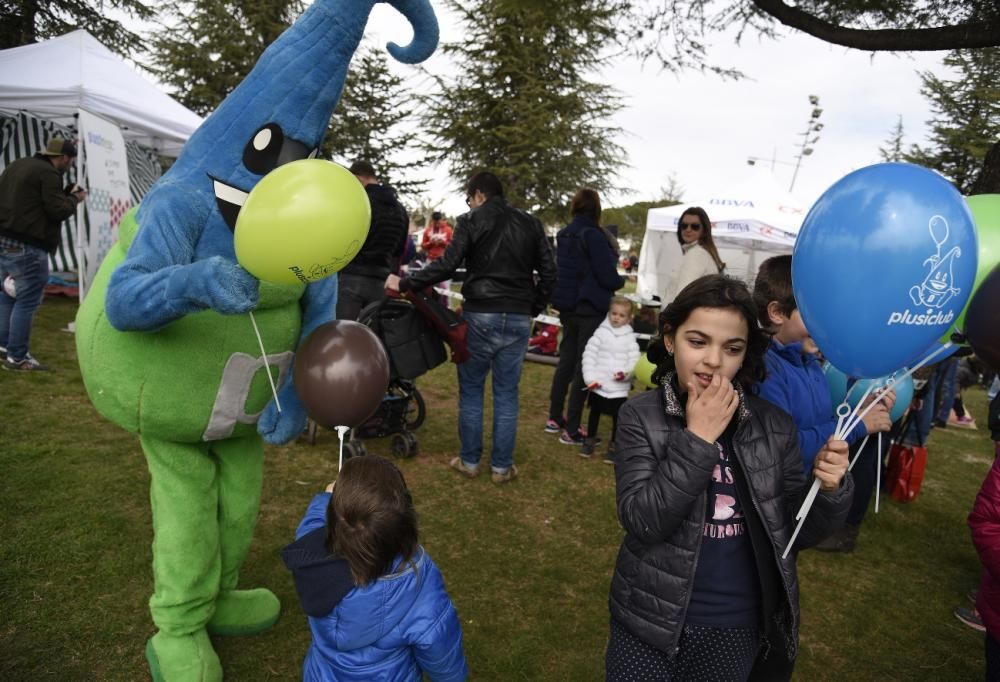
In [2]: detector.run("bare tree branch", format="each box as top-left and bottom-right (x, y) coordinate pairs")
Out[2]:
(751, 0), (1000, 51)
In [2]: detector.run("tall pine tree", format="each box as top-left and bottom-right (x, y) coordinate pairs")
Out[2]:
(907, 48), (1000, 194)
(0, 0), (155, 56)
(421, 0), (626, 224)
(147, 0), (303, 117)
(325, 44), (426, 199)
(878, 115), (906, 162)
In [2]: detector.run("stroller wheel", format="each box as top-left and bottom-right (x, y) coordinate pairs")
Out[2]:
(344, 440), (367, 460)
(391, 433), (417, 459)
(404, 431), (418, 457)
(404, 388), (426, 430)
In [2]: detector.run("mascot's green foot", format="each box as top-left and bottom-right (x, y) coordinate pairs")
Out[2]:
(206, 588), (281, 636)
(146, 630), (222, 682)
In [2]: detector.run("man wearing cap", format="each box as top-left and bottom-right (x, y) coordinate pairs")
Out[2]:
(0, 137), (87, 371)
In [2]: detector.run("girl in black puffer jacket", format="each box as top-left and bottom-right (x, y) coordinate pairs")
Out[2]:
(606, 275), (854, 682)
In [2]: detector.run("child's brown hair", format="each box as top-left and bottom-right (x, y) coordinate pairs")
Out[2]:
(752, 254), (796, 330)
(326, 456), (418, 585)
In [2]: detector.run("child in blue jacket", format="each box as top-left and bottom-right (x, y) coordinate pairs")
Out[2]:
(752, 255), (894, 474)
(282, 456), (467, 682)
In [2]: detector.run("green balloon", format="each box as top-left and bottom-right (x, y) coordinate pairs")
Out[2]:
(634, 355), (658, 389)
(234, 159), (371, 285)
(959, 194), (1000, 332)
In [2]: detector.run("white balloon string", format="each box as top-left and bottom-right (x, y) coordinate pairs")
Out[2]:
(785, 340), (953, 558)
(786, 401), (857, 558)
(335, 425), (350, 473)
(838, 383), (877, 440)
(784, 490), (815, 559)
(848, 434), (871, 472)
(842, 341), (954, 437)
(249, 311), (281, 413)
(875, 432), (883, 514)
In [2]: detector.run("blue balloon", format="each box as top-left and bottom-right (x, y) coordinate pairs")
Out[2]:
(823, 362), (914, 423)
(793, 163), (978, 378)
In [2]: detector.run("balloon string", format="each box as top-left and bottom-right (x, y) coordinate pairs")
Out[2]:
(786, 390), (874, 559)
(841, 341), (953, 437)
(249, 311), (281, 413)
(848, 434), (871, 472)
(785, 341), (953, 558)
(837, 383), (877, 440)
(875, 433), (883, 514)
(335, 426), (350, 473)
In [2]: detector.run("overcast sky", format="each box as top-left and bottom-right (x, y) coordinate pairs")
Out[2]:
(361, 2), (951, 219)
(117, 2), (953, 220)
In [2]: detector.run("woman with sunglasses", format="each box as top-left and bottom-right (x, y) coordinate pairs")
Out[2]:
(662, 206), (726, 305)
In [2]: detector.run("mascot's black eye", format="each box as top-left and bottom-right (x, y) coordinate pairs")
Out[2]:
(243, 124), (284, 175)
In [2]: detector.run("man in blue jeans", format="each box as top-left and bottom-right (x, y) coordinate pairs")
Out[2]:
(0, 137), (86, 371)
(386, 171), (556, 483)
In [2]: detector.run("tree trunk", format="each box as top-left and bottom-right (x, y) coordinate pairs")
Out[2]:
(970, 142), (1000, 195)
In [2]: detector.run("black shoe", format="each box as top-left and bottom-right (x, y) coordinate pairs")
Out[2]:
(603, 441), (617, 465)
(933, 419), (948, 429)
(580, 438), (596, 458)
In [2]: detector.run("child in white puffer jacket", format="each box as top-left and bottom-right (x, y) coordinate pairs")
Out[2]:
(581, 296), (641, 462)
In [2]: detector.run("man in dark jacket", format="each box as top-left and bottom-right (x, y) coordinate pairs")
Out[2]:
(385, 171), (556, 484)
(0, 137), (87, 371)
(336, 160), (410, 320)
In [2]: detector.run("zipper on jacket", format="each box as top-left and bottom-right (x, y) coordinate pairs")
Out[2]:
(673, 482), (707, 656)
(732, 420), (797, 659)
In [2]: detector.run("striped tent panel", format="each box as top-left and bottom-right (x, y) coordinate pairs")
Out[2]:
(0, 112), (164, 276)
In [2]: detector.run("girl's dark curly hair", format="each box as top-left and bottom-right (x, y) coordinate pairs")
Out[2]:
(647, 274), (769, 390)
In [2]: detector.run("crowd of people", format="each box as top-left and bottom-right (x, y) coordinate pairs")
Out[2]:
(4, 144), (997, 680)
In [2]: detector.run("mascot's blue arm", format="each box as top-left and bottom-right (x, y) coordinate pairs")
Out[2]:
(257, 274), (339, 445)
(105, 184), (259, 333)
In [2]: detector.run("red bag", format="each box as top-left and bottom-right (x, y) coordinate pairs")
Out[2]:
(887, 440), (928, 503)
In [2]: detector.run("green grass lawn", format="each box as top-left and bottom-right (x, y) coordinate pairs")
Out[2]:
(2, 295), (994, 680)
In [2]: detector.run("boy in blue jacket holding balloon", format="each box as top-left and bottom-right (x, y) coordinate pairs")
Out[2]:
(752, 256), (894, 476)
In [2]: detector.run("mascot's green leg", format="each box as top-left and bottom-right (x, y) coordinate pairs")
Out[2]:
(142, 435), (224, 682)
(205, 434), (281, 636)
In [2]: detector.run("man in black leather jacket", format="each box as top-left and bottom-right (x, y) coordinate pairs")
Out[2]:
(336, 161), (410, 320)
(386, 171), (556, 484)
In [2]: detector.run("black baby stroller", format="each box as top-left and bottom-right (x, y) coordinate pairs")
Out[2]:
(304, 295), (449, 459)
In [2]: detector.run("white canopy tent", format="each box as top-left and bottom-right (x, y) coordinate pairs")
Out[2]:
(0, 30), (201, 156)
(0, 30), (203, 279)
(636, 172), (808, 303)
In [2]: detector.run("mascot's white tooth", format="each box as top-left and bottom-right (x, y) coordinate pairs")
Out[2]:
(213, 180), (248, 207)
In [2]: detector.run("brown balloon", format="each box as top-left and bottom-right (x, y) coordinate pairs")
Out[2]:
(293, 320), (390, 429)
(964, 264), (1000, 370)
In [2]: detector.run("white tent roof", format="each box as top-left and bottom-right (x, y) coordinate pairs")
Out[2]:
(637, 172), (809, 301)
(0, 30), (201, 156)
(645, 172), (806, 247)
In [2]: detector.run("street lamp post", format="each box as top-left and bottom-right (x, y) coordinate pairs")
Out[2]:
(789, 95), (823, 193)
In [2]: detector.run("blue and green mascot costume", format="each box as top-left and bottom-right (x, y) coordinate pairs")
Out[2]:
(75, 1), (438, 679)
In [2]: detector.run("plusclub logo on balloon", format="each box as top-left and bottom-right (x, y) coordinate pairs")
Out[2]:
(886, 214), (963, 327)
(792, 163), (977, 379)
